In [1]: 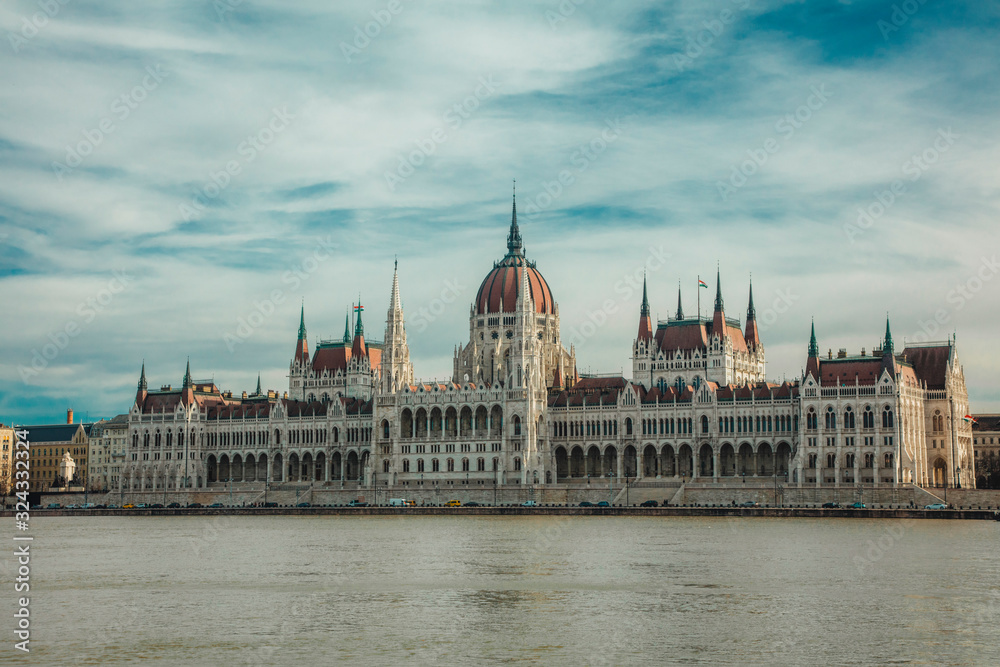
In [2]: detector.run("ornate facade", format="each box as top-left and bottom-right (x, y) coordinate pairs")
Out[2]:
(121, 193), (976, 495)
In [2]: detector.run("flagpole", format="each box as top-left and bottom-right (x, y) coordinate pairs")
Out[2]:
(697, 275), (700, 322)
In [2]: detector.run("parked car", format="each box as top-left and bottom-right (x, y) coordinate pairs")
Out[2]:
(166, 502), (181, 508)
(46, 503), (61, 509)
(522, 500), (537, 507)
(821, 502), (841, 508)
(149, 503), (164, 509)
(296, 502), (311, 508)
(262, 502), (278, 508)
(640, 500), (658, 507)
(848, 502), (866, 509)
(348, 500), (369, 507)
(135, 504), (148, 509)
(186, 502), (203, 508)
(445, 500), (461, 507)
(82, 503), (96, 509)
(924, 503), (947, 510)
(122, 504), (136, 509)
(207, 503), (224, 508)
(596, 501), (610, 507)
(738, 501), (759, 507)
(104, 504), (117, 509)
(65, 504), (80, 509)
(465, 501), (481, 507)
(578, 501), (594, 507)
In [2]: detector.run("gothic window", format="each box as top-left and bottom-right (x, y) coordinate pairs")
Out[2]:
(884, 452), (894, 468)
(505, 330), (513, 339)
(806, 409), (817, 431)
(701, 415), (709, 434)
(826, 453), (836, 468)
(514, 457), (522, 471)
(882, 406), (894, 429)
(432, 458), (440, 472)
(844, 406), (855, 429)
(845, 453), (855, 468)
(825, 407), (836, 429)
(462, 458), (470, 472)
(625, 418), (633, 436)
(477, 458), (485, 472)
(447, 458), (455, 472)
(491, 332), (498, 340)
(403, 459), (410, 473)
(417, 459), (425, 473)
(863, 406), (874, 429)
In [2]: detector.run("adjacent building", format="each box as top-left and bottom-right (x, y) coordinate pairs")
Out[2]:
(88, 414), (129, 492)
(0, 424), (14, 496)
(27, 416), (90, 492)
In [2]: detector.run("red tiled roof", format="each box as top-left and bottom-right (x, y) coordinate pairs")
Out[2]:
(902, 345), (952, 390)
(816, 358), (885, 385)
(475, 258), (553, 315)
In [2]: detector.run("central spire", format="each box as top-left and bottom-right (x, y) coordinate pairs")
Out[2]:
(183, 358), (192, 389)
(507, 180), (522, 256)
(297, 301), (307, 340)
(808, 319), (819, 358)
(676, 283), (684, 320)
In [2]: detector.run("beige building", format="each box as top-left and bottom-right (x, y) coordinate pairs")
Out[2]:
(0, 424), (15, 497)
(972, 415), (1000, 488)
(27, 418), (90, 492)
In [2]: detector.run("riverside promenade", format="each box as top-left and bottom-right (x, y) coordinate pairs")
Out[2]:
(6, 505), (997, 520)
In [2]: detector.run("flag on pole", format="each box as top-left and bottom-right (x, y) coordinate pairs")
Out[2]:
(963, 415), (977, 424)
(698, 279), (708, 288)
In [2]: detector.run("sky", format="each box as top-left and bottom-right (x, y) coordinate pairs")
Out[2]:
(1, 0), (998, 425)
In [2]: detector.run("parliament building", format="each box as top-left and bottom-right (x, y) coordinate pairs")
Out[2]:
(123, 194), (976, 499)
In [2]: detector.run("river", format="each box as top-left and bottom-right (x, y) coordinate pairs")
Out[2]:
(9, 516), (998, 665)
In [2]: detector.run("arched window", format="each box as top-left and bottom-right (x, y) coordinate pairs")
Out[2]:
(417, 459), (425, 473)
(462, 458), (470, 472)
(477, 458), (485, 472)
(882, 406), (894, 428)
(863, 406), (874, 429)
(701, 415), (709, 434)
(827, 453), (836, 468)
(844, 406), (855, 429)
(383, 460), (390, 473)
(845, 453), (855, 468)
(884, 452), (894, 468)
(825, 407), (836, 429)
(382, 420), (390, 439)
(625, 418), (633, 436)
(447, 458), (455, 472)
(432, 458), (440, 472)
(513, 415), (521, 436)
(806, 409), (817, 431)
(514, 457), (522, 471)
(402, 459), (410, 473)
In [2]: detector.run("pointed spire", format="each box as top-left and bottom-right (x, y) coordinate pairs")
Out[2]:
(714, 266), (724, 312)
(883, 315), (894, 357)
(744, 278), (760, 348)
(640, 272), (650, 317)
(675, 282), (684, 320)
(808, 319), (819, 358)
(297, 300), (307, 340)
(255, 373), (262, 396)
(138, 360), (147, 391)
(354, 300), (365, 337)
(343, 310), (351, 343)
(390, 259), (402, 312)
(183, 358), (192, 389)
(507, 180), (523, 256)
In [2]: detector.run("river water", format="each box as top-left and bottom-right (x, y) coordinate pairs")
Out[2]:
(9, 516), (999, 665)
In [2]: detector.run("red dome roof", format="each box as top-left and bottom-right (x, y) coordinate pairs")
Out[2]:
(475, 256), (553, 315)
(475, 192), (554, 315)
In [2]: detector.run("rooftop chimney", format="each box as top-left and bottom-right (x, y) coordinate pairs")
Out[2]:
(67, 409), (73, 424)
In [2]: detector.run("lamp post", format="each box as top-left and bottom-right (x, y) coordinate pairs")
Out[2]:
(228, 476), (233, 506)
(608, 470), (613, 506)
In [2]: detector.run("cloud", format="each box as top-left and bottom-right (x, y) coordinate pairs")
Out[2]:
(1, 0), (999, 422)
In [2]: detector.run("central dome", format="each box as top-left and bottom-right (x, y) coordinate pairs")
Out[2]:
(474, 194), (554, 315)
